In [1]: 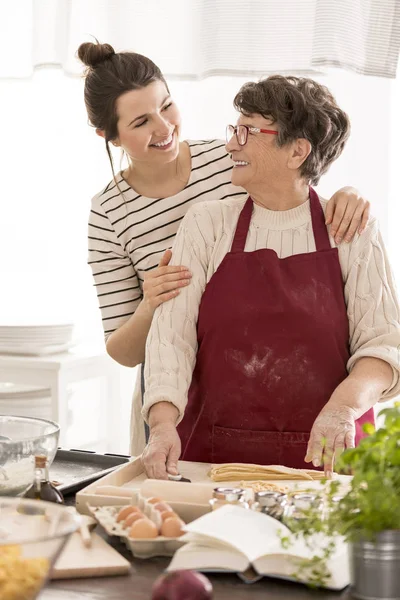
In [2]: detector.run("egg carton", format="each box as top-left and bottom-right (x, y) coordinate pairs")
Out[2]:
(88, 492), (185, 559)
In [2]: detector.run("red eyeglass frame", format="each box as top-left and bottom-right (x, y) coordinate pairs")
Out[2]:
(226, 124), (279, 146)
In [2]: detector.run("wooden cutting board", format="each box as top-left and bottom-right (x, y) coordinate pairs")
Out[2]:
(51, 531), (131, 579)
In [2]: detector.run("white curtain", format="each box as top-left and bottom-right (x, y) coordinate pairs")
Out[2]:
(1, 0), (399, 79)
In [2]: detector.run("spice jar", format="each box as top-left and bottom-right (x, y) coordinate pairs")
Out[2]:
(283, 492), (323, 523)
(251, 491), (287, 520)
(23, 455), (64, 505)
(322, 492), (345, 520)
(209, 487), (249, 511)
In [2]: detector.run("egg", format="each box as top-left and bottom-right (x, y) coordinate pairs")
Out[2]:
(129, 517), (158, 539)
(124, 511), (144, 528)
(153, 501), (172, 513)
(116, 506), (138, 522)
(160, 510), (177, 522)
(147, 496), (162, 504)
(160, 517), (186, 538)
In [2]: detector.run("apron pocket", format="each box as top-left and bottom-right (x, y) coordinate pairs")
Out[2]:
(211, 425), (310, 469)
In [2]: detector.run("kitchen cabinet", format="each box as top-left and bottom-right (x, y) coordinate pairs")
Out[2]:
(0, 345), (121, 450)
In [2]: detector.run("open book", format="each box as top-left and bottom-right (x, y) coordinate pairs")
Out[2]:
(167, 505), (349, 590)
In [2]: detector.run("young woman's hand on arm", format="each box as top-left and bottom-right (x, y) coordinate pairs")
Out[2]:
(106, 250), (192, 367)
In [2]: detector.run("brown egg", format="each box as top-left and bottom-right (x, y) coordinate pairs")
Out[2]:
(160, 510), (177, 522)
(153, 501), (172, 513)
(129, 518), (158, 539)
(116, 506), (138, 522)
(147, 496), (162, 504)
(160, 517), (186, 538)
(124, 511), (144, 528)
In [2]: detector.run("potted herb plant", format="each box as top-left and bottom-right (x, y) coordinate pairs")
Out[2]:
(328, 402), (400, 599)
(283, 403), (400, 599)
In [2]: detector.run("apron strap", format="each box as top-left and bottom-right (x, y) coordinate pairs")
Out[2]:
(231, 196), (254, 252)
(309, 187), (331, 251)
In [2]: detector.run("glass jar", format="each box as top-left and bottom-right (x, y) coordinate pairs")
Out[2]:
(251, 491), (287, 520)
(23, 455), (64, 505)
(322, 492), (345, 520)
(283, 492), (323, 523)
(209, 487), (249, 511)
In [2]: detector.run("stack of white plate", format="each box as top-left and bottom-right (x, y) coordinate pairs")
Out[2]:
(0, 321), (74, 356)
(0, 382), (52, 420)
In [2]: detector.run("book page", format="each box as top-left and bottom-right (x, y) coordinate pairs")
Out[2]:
(171, 508), (350, 590)
(182, 531), (243, 551)
(184, 505), (294, 563)
(167, 542), (249, 574)
(253, 535), (349, 590)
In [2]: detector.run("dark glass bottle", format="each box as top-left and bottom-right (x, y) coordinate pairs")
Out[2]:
(24, 454), (64, 504)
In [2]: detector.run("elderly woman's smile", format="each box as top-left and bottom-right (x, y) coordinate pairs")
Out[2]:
(225, 109), (313, 211)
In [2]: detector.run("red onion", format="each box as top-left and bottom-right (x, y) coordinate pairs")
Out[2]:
(151, 570), (213, 600)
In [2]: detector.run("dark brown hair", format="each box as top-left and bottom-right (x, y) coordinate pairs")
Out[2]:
(233, 75), (350, 185)
(77, 41), (168, 182)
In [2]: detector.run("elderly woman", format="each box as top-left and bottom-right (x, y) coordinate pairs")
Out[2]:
(142, 75), (400, 479)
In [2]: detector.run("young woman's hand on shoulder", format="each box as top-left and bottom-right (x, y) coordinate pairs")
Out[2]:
(325, 187), (370, 244)
(142, 250), (192, 315)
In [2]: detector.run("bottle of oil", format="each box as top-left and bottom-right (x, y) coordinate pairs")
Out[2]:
(24, 454), (64, 504)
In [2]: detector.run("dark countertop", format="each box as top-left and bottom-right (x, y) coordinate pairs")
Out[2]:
(39, 495), (353, 600)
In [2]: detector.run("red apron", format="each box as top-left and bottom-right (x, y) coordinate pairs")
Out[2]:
(177, 189), (374, 468)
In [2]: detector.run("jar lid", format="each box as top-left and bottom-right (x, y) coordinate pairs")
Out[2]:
(291, 492), (322, 510)
(213, 487), (244, 501)
(291, 492), (320, 502)
(254, 491), (286, 505)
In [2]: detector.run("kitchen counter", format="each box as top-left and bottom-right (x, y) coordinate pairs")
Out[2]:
(42, 566), (352, 600)
(39, 504), (353, 600)
(41, 553), (352, 599)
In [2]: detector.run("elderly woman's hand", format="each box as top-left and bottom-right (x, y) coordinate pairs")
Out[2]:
(142, 402), (181, 479)
(142, 422), (181, 479)
(305, 403), (356, 477)
(306, 358), (393, 476)
(326, 186), (370, 244)
(305, 374), (361, 476)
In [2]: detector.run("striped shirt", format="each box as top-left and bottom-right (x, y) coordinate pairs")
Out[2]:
(88, 140), (246, 337)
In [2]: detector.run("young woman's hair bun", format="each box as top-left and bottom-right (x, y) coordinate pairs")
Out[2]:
(77, 41), (115, 69)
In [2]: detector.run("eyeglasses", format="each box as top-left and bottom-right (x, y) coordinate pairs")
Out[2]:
(226, 124), (278, 146)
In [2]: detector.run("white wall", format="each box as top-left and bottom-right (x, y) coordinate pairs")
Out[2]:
(388, 72), (400, 266)
(0, 68), (399, 451)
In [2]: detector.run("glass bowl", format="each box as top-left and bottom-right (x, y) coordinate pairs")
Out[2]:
(0, 416), (60, 496)
(0, 497), (80, 600)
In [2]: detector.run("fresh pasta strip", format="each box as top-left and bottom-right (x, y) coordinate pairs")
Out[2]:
(209, 463), (326, 482)
(239, 480), (288, 493)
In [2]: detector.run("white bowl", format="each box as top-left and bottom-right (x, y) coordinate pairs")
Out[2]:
(0, 415), (60, 496)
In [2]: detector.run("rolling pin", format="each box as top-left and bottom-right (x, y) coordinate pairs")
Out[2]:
(140, 479), (213, 504)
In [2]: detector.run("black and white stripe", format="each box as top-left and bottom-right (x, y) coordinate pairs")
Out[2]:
(88, 139), (246, 338)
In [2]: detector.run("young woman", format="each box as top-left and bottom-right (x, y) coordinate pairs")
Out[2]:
(79, 41), (370, 455)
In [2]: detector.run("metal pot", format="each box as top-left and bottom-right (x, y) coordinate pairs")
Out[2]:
(350, 530), (400, 599)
